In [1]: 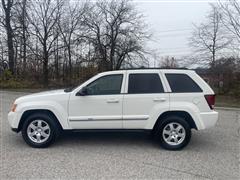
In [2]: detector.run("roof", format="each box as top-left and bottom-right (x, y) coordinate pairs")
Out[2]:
(99, 68), (194, 76)
(119, 67), (189, 70)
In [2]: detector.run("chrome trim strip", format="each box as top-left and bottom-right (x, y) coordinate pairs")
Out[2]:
(69, 118), (148, 122)
(69, 119), (122, 122)
(122, 118), (148, 121)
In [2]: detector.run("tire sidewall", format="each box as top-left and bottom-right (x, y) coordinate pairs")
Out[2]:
(22, 113), (58, 148)
(157, 116), (191, 150)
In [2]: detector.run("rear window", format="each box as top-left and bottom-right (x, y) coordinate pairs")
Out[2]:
(165, 73), (202, 93)
(128, 73), (164, 94)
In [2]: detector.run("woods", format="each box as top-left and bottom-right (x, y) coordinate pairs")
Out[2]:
(188, 1), (240, 97)
(0, 0), (149, 88)
(0, 0), (239, 95)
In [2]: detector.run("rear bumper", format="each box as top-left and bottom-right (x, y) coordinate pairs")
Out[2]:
(199, 111), (218, 129)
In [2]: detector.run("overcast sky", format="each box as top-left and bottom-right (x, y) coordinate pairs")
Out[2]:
(135, 0), (215, 66)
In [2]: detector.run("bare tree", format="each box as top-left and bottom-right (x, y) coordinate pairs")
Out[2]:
(219, 0), (240, 41)
(159, 56), (179, 68)
(0, 0), (152, 87)
(189, 5), (231, 67)
(1, 0), (15, 74)
(27, 0), (64, 87)
(10, 0), (30, 76)
(58, 1), (87, 83)
(218, 0), (240, 67)
(18, 0), (28, 74)
(84, 0), (150, 71)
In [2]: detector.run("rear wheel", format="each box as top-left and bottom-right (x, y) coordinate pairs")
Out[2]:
(154, 116), (191, 150)
(22, 113), (60, 148)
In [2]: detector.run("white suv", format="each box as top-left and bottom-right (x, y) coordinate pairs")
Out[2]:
(8, 69), (218, 150)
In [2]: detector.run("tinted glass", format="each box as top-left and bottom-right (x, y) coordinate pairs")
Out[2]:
(128, 74), (164, 94)
(87, 74), (123, 95)
(165, 73), (202, 92)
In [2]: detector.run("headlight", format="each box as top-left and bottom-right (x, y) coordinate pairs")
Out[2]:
(11, 103), (17, 112)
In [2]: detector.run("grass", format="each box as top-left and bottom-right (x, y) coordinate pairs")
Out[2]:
(215, 95), (240, 108)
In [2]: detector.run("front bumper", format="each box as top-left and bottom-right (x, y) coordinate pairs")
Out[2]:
(8, 111), (20, 132)
(199, 111), (219, 129)
(11, 128), (19, 132)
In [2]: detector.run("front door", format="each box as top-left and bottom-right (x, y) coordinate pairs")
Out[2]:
(68, 74), (124, 129)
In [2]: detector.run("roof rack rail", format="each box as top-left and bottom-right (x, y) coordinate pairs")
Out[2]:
(118, 67), (189, 70)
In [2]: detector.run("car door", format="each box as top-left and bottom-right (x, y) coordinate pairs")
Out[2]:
(123, 70), (169, 129)
(68, 73), (125, 129)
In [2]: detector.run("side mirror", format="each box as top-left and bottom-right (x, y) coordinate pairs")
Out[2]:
(76, 86), (88, 96)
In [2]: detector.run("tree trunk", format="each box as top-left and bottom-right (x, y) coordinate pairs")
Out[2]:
(43, 44), (49, 88)
(212, 49), (216, 68)
(2, 0), (15, 74)
(67, 45), (72, 84)
(22, 0), (27, 74)
(43, 58), (49, 88)
(7, 23), (14, 74)
(54, 39), (59, 81)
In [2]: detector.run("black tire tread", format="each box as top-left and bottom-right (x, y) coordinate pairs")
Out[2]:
(154, 115), (191, 150)
(21, 113), (60, 148)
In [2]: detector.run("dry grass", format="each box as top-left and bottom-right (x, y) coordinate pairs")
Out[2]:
(215, 95), (240, 108)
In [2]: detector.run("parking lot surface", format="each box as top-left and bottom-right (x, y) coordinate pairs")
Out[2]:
(0, 91), (239, 179)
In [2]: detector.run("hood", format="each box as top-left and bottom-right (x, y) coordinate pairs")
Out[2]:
(15, 89), (68, 104)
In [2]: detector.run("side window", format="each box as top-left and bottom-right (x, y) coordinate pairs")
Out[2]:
(87, 74), (123, 95)
(165, 73), (202, 93)
(128, 73), (164, 94)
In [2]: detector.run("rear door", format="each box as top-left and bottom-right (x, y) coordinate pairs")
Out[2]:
(123, 70), (169, 129)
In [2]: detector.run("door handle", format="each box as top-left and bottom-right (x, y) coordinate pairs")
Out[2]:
(153, 98), (166, 102)
(107, 99), (119, 103)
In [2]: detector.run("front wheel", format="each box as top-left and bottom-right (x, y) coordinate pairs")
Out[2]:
(155, 116), (191, 150)
(21, 113), (60, 148)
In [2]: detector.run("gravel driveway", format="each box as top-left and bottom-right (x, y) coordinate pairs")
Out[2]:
(0, 91), (239, 179)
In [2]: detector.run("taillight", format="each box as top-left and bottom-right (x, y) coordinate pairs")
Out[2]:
(204, 95), (215, 110)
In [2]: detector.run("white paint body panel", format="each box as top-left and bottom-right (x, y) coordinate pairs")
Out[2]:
(68, 94), (123, 129)
(8, 69), (219, 131)
(8, 89), (70, 129)
(122, 70), (170, 129)
(68, 71), (126, 129)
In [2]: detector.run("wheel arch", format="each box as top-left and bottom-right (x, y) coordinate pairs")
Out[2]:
(153, 111), (197, 132)
(17, 109), (63, 132)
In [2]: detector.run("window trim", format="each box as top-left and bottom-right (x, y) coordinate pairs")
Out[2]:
(83, 74), (124, 96)
(165, 73), (203, 93)
(127, 73), (165, 94)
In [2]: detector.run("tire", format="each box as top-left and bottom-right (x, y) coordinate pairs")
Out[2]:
(21, 113), (61, 148)
(154, 116), (191, 150)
